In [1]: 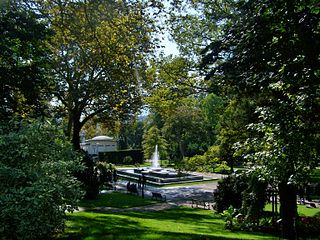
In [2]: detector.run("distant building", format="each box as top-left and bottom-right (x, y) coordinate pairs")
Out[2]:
(80, 135), (117, 155)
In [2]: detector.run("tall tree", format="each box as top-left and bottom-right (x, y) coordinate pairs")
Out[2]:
(202, 0), (320, 238)
(0, 1), (52, 121)
(216, 98), (256, 171)
(167, 0), (235, 60)
(117, 117), (144, 150)
(142, 125), (168, 160)
(38, 0), (157, 150)
(162, 103), (211, 161)
(144, 56), (206, 118)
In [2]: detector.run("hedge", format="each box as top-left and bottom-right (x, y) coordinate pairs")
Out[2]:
(99, 149), (144, 165)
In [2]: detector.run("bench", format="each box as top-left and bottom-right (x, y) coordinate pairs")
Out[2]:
(191, 199), (212, 210)
(126, 183), (139, 196)
(152, 192), (166, 201)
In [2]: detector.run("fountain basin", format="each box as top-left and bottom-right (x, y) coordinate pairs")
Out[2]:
(118, 167), (204, 186)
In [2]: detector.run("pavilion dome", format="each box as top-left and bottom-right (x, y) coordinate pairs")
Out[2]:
(91, 135), (114, 141)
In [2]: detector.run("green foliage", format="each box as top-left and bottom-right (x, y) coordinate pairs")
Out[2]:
(99, 149), (144, 165)
(202, 0), (320, 238)
(241, 174), (268, 227)
(221, 206), (240, 230)
(217, 99), (257, 171)
(36, 0), (158, 149)
(142, 126), (168, 159)
(96, 162), (115, 190)
(201, 93), (225, 134)
(76, 154), (117, 200)
(182, 145), (230, 173)
(297, 217), (320, 238)
(76, 151), (100, 200)
(162, 104), (211, 161)
(167, 0), (236, 62)
(0, 2), (52, 121)
(0, 120), (83, 239)
(214, 172), (267, 230)
(117, 118), (144, 150)
(214, 173), (249, 213)
(144, 57), (204, 118)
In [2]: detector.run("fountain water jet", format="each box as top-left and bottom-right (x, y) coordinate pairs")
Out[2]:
(151, 145), (160, 168)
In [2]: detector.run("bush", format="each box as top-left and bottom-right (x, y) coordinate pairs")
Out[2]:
(241, 174), (268, 227)
(123, 156), (133, 165)
(297, 216), (320, 238)
(0, 120), (84, 239)
(214, 173), (249, 213)
(182, 145), (231, 173)
(96, 161), (116, 190)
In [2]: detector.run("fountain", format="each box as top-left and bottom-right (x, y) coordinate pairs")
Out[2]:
(117, 145), (204, 186)
(151, 145), (160, 168)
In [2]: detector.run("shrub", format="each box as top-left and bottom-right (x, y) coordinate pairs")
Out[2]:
(297, 216), (320, 238)
(0, 120), (83, 239)
(96, 161), (115, 189)
(241, 174), (268, 227)
(214, 173), (249, 213)
(181, 145), (231, 173)
(76, 151), (100, 199)
(123, 156), (133, 165)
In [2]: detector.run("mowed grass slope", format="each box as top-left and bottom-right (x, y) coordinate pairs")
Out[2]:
(60, 208), (278, 240)
(58, 192), (278, 240)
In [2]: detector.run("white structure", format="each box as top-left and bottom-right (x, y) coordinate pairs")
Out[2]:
(81, 135), (117, 155)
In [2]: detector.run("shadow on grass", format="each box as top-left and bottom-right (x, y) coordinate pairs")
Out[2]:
(79, 192), (158, 209)
(57, 207), (278, 240)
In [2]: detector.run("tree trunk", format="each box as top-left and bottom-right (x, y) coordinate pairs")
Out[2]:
(179, 141), (185, 159)
(65, 111), (73, 140)
(72, 113), (82, 151)
(278, 181), (298, 240)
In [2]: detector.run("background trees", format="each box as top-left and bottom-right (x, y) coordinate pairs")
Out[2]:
(142, 125), (168, 160)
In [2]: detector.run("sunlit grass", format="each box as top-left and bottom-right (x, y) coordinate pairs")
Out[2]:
(59, 207), (278, 240)
(159, 179), (220, 188)
(264, 203), (320, 217)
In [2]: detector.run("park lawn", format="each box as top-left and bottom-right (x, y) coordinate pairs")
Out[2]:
(264, 203), (320, 217)
(159, 179), (219, 188)
(59, 207), (278, 240)
(79, 192), (158, 208)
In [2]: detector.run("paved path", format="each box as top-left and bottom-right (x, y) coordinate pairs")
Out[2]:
(77, 178), (221, 213)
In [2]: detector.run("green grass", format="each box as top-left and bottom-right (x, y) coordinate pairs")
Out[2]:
(264, 203), (320, 217)
(116, 160), (174, 169)
(116, 162), (152, 168)
(159, 179), (220, 188)
(58, 207), (278, 240)
(57, 191), (279, 239)
(79, 192), (157, 209)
